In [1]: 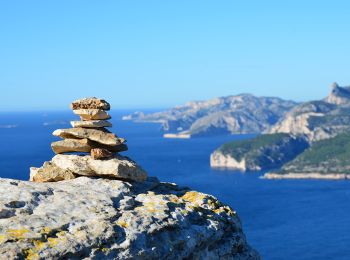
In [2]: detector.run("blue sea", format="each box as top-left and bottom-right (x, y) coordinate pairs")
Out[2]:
(1, 110), (350, 260)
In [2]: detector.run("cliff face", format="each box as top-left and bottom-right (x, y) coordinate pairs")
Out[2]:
(270, 83), (350, 142)
(123, 94), (297, 137)
(210, 151), (249, 171)
(0, 176), (260, 259)
(210, 134), (309, 172)
(263, 132), (350, 180)
(324, 82), (350, 105)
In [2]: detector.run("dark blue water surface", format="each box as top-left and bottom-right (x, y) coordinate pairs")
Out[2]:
(1, 110), (350, 260)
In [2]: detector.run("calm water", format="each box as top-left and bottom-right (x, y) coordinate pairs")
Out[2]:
(1, 110), (350, 260)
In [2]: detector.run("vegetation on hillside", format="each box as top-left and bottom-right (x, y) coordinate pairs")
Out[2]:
(218, 133), (309, 170)
(281, 132), (350, 174)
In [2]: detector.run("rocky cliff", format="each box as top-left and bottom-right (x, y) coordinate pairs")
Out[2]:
(0, 176), (260, 259)
(269, 83), (350, 142)
(263, 132), (350, 180)
(123, 94), (297, 137)
(210, 134), (309, 171)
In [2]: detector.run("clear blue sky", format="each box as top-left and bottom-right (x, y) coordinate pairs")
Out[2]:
(1, 1), (350, 111)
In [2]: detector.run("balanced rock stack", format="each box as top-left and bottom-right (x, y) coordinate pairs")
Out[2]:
(30, 97), (147, 183)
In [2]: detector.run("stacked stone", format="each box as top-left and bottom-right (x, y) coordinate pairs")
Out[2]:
(29, 98), (147, 183)
(51, 97), (127, 159)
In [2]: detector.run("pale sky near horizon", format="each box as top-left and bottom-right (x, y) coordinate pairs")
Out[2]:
(1, 1), (350, 111)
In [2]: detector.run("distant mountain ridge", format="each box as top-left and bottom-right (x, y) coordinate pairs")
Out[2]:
(123, 94), (297, 137)
(269, 82), (350, 142)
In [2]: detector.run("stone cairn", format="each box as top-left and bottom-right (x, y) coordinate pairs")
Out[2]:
(30, 97), (147, 183)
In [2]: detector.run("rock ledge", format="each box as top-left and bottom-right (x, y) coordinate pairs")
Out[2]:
(0, 176), (260, 259)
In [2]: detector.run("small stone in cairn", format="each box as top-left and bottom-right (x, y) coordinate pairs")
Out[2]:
(91, 148), (114, 159)
(71, 120), (112, 128)
(53, 128), (123, 146)
(70, 97), (110, 110)
(51, 138), (92, 154)
(73, 109), (111, 121)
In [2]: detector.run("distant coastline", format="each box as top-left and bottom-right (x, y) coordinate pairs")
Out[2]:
(163, 133), (191, 139)
(0, 124), (18, 129)
(262, 173), (350, 180)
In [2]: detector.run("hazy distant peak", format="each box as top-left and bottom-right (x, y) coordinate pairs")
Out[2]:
(331, 82), (339, 89)
(270, 82), (350, 142)
(325, 82), (350, 105)
(123, 93), (297, 137)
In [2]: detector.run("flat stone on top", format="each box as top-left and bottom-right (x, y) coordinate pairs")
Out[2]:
(70, 97), (110, 110)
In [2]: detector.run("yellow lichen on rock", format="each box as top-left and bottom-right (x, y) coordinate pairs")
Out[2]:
(33, 240), (46, 251)
(47, 237), (59, 247)
(40, 227), (51, 235)
(7, 229), (30, 239)
(24, 248), (39, 260)
(0, 234), (6, 244)
(117, 220), (129, 228)
(142, 201), (157, 213)
(181, 191), (207, 206)
(168, 194), (181, 204)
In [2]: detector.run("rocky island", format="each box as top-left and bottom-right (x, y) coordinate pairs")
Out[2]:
(123, 94), (297, 138)
(0, 98), (260, 259)
(210, 133), (308, 171)
(211, 83), (350, 180)
(263, 132), (350, 180)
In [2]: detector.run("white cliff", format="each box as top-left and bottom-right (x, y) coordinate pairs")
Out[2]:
(210, 150), (249, 171)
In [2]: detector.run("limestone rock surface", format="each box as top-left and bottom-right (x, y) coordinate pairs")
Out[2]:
(53, 128), (124, 146)
(0, 177), (260, 259)
(70, 97), (110, 110)
(51, 139), (127, 154)
(70, 120), (112, 128)
(51, 138), (92, 154)
(52, 154), (147, 182)
(269, 83), (350, 142)
(210, 150), (248, 171)
(73, 109), (111, 120)
(29, 162), (76, 182)
(91, 148), (113, 159)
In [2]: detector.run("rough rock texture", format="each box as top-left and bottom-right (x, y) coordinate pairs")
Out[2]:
(91, 148), (114, 159)
(70, 120), (112, 128)
(53, 128), (124, 146)
(324, 82), (350, 105)
(0, 177), (260, 259)
(51, 139), (127, 154)
(29, 162), (76, 183)
(51, 139), (92, 154)
(210, 151), (248, 171)
(70, 97), (110, 110)
(210, 134), (309, 172)
(73, 109), (111, 121)
(123, 94), (297, 137)
(52, 154), (147, 182)
(95, 143), (128, 153)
